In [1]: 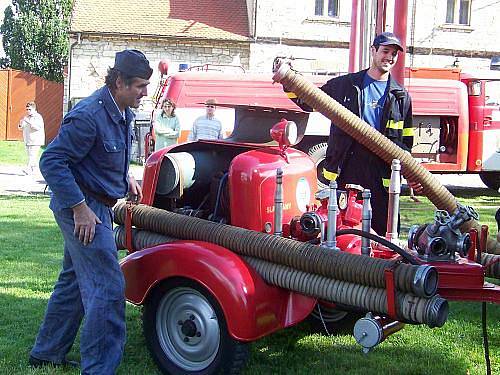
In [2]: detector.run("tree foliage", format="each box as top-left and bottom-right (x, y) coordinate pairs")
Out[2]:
(1, 0), (73, 83)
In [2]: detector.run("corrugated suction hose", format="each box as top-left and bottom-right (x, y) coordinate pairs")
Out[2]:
(114, 225), (176, 250)
(480, 253), (500, 279)
(272, 64), (499, 255)
(114, 226), (448, 327)
(114, 203), (438, 298)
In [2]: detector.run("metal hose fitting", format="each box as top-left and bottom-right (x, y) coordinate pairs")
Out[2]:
(361, 189), (372, 256)
(386, 159), (401, 242)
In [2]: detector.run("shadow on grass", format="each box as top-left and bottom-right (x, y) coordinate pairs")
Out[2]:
(243, 303), (498, 375)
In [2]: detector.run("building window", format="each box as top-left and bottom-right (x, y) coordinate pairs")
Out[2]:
(315, 0), (339, 17)
(446, 0), (471, 25)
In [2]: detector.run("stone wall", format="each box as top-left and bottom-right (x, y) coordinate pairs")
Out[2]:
(408, 0), (499, 54)
(66, 1), (500, 108)
(65, 36), (250, 110)
(247, 1), (499, 75)
(254, 0), (351, 42)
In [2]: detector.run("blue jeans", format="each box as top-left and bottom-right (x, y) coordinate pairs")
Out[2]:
(30, 196), (126, 374)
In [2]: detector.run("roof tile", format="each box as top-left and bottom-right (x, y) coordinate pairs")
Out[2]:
(70, 0), (249, 41)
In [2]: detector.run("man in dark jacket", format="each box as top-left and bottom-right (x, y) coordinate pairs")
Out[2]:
(291, 32), (420, 235)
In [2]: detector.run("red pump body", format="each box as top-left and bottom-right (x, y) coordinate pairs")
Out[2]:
(229, 148), (316, 232)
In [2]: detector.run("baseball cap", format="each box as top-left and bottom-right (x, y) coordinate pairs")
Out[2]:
(114, 49), (153, 80)
(372, 32), (404, 52)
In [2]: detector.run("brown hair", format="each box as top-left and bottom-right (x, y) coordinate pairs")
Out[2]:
(161, 98), (176, 117)
(104, 67), (135, 89)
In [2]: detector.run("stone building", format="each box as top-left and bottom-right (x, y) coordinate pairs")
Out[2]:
(67, 0), (500, 108)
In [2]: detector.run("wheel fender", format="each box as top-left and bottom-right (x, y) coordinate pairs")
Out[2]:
(120, 240), (315, 341)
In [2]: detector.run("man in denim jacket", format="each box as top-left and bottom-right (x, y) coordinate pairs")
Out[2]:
(29, 50), (152, 374)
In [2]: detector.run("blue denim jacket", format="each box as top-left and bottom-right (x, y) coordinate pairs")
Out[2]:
(40, 86), (134, 211)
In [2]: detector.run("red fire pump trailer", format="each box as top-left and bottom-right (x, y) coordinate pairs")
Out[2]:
(115, 105), (500, 375)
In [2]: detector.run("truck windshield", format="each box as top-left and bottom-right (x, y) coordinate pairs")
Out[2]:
(485, 80), (500, 106)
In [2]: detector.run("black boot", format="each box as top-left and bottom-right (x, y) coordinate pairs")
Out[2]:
(28, 355), (79, 369)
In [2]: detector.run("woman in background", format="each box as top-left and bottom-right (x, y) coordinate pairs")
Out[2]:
(153, 98), (180, 150)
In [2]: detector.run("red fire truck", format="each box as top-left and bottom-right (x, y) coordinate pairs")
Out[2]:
(145, 66), (500, 190)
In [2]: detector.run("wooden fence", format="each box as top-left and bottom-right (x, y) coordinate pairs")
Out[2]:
(0, 69), (63, 145)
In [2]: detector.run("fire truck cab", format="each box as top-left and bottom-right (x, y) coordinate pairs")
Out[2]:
(407, 68), (500, 190)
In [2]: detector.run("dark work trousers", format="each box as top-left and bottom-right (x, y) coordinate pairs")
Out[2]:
(336, 143), (392, 236)
(30, 195), (126, 375)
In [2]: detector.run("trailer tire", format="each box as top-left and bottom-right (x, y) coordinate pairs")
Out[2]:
(143, 278), (249, 375)
(307, 303), (362, 334)
(307, 142), (329, 189)
(479, 172), (500, 191)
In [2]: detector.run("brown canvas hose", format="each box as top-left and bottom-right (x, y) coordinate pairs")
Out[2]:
(114, 225), (448, 327)
(272, 64), (499, 254)
(114, 203), (438, 298)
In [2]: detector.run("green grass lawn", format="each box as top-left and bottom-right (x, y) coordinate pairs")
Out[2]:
(0, 140), (28, 165)
(0, 194), (498, 374)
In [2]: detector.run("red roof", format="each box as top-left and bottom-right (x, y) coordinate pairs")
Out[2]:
(70, 0), (250, 41)
(169, 0), (249, 37)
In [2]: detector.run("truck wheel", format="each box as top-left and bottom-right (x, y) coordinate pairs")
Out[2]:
(307, 143), (329, 189)
(479, 172), (500, 191)
(143, 279), (249, 375)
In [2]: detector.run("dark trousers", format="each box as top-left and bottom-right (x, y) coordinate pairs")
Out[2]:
(30, 195), (126, 374)
(336, 144), (390, 236)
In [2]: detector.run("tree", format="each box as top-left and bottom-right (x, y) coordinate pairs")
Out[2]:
(1, 0), (73, 83)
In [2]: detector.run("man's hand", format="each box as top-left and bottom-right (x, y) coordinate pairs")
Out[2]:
(127, 175), (143, 204)
(72, 202), (102, 245)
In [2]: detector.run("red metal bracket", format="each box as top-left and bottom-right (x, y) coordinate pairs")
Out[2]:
(479, 225), (489, 263)
(468, 229), (477, 262)
(384, 262), (398, 319)
(125, 203), (134, 253)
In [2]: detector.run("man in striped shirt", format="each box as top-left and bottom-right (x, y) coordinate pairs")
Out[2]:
(188, 98), (224, 141)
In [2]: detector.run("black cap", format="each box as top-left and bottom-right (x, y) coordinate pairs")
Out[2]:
(113, 49), (153, 80)
(373, 32), (403, 52)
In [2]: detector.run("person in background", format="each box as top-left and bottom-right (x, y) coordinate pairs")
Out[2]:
(153, 98), (180, 150)
(188, 98), (223, 141)
(29, 49), (152, 374)
(18, 101), (45, 175)
(286, 32), (422, 235)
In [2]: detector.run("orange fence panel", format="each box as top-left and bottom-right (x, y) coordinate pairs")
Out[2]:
(1, 69), (63, 144)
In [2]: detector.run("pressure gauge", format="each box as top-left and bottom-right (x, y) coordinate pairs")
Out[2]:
(338, 191), (348, 210)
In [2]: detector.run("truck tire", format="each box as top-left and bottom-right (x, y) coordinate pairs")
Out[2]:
(479, 172), (500, 191)
(307, 142), (329, 189)
(143, 278), (249, 375)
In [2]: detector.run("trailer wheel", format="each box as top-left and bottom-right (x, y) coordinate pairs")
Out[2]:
(307, 142), (329, 189)
(310, 303), (348, 324)
(143, 279), (249, 375)
(479, 172), (500, 191)
(307, 303), (361, 334)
